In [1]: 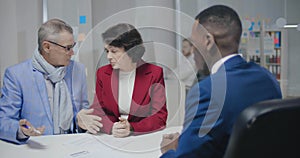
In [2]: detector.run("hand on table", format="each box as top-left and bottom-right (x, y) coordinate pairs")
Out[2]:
(77, 109), (103, 134)
(160, 132), (180, 154)
(112, 117), (131, 138)
(19, 119), (45, 136)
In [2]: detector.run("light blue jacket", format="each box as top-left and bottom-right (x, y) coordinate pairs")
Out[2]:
(0, 59), (89, 144)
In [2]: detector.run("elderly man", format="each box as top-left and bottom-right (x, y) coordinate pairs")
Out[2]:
(0, 19), (102, 144)
(160, 5), (282, 158)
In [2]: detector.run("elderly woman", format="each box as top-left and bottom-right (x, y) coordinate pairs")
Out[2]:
(90, 23), (168, 137)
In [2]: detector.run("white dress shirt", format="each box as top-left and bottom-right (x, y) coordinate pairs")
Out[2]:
(211, 54), (239, 74)
(118, 70), (136, 120)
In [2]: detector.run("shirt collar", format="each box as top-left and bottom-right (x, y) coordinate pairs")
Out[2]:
(211, 54), (239, 74)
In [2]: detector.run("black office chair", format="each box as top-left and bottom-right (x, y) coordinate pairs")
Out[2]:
(224, 98), (300, 158)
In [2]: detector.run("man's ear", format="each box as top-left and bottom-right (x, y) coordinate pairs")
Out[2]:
(42, 41), (50, 53)
(205, 33), (215, 51)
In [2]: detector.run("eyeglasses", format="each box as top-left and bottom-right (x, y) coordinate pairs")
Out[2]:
(46, 40), (76, 52)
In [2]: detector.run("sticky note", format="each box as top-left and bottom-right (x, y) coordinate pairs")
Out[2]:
(79, 16), (86, 24)
(78, 33), (86, 42)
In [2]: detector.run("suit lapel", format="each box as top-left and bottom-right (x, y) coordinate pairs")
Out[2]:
(129, 63), (152, 118)
(32, 68), (53, 125)
(104, 62), (153, 119)
(104, 68), (120, 116)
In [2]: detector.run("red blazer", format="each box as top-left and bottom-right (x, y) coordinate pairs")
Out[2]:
(91, 61), (168, 135)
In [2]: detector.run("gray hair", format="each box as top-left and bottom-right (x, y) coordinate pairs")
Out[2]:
(38, 18), (73, 52)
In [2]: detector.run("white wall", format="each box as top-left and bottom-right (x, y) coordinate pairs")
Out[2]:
(0, 0), (42, 89)
(47, 0), (95, 102)
(0, 0), (18, 87)
(91, 0), (177, 68)
(90, 0), (137, 87)
(196, 0), (284, 22)
(180, 0), (285, 35)
(286, 0), (300, 96)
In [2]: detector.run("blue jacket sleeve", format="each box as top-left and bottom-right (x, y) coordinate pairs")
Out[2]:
(161, 149), (176, 158)
(0, 69), (28, 144)
(160, 80), (225, 158)
(69, 62), (89, 133)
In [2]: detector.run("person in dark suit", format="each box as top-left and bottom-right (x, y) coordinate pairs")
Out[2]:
(160, 5), (282, 157)
(90, 23), (168, 137)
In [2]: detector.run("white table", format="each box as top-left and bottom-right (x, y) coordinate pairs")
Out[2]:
(0, 126), (182, 158)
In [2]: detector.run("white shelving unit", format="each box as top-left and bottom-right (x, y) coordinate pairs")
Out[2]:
(239, 25), (288, 97)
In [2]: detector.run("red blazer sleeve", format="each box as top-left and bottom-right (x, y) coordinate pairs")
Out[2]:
(130, 66), (168, 134)
(90, 97), (116, 134)
(90, 67), (118, 134)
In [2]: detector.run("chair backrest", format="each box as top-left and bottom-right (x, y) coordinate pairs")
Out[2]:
(224, 98), (300, 158)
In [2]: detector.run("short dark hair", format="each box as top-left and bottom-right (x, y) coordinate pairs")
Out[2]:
(195, 5), (242, 54)
(38, 18), (73, 52)
(102, 23), (145, 63)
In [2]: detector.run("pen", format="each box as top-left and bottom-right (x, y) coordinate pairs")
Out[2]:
(22, 124), (41, 134)
(70, 150), (89, 157)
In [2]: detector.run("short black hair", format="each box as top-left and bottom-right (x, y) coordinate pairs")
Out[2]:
(102, 23), (145, 63)
(195, 5), (242, 53)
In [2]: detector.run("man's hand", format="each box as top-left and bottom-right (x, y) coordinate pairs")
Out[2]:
(77, 109), (103, 134)
(19, 119), (45, 136)
(160, 132), (180, 154)
(112, 117), (131, 138)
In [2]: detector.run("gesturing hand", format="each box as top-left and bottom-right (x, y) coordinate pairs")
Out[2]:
(112, 117), (131, 138)
(77, 109), (103, 134)
(19, 119), (45, 136)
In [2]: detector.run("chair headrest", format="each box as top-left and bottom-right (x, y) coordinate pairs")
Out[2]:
(224, 98), (300, 158)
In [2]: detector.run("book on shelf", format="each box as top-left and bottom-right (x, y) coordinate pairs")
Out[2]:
(239, 30), (283, 81)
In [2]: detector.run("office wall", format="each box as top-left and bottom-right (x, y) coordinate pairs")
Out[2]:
(196, 0), (284, 22)
(0, 0), (17, 87)
(286, 0), (300, 96)
(90, 0), (136, 77)
(47, 0), (94, 102)
(0, 0), (42, 88)
(91, 0), (177, 69)
(180, 0), (300, 97)
(180, 0), (285, 38)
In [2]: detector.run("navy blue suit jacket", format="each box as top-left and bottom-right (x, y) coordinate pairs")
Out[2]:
(161, 55), (282, 158)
